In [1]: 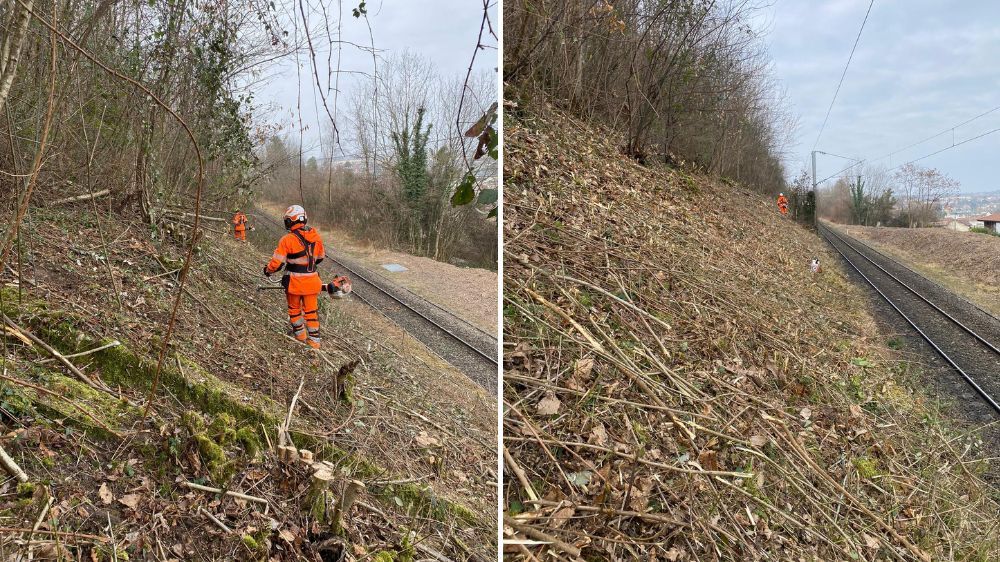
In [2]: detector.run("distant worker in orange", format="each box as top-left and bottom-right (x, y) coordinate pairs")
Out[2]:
(263, 205), (326, 349)
(777, 192), (789, 216)
(232, 209), (249, 241)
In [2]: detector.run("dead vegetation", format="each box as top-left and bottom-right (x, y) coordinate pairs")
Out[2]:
(0, 207), (496, 560)
(502, 104), (1000, 560)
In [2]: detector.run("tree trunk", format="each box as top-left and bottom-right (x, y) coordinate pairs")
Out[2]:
(0, 0), (34, 114)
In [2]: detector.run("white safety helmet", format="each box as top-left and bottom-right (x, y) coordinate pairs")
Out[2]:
(283, 205), (307, 229)
(779, 192), (784, 197)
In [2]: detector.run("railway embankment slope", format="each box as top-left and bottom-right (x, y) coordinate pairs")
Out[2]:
(0, 207), (496, 560)
(502, 104), (1000, 560)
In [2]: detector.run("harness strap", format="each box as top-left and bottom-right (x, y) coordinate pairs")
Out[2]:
(289, 228), (317, 274)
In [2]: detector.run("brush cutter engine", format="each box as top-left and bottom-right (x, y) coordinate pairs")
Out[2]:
(324, 275), (352, 299)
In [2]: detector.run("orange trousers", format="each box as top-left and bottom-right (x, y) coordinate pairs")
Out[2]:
(286, 292), (320, 348)
(234, 228), (246, 241)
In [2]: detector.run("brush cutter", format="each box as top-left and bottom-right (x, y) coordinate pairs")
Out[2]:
(255, 275), (352, 299)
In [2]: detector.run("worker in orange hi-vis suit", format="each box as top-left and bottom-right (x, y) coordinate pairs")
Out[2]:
(777, 193), (789, 216)
(263, 205), (326, 349)
(232, 210), (248, 241)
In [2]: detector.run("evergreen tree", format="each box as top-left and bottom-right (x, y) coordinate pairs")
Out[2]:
(850, 177), (867, 225)
(391, 107), (432, 203)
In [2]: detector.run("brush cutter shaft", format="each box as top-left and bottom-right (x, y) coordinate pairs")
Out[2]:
(257, 276), (351, 297)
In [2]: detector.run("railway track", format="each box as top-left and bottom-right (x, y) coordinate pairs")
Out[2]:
(324, 255), (499, 387)
(250, 208), (498, 392)
(820, 224), (1000, 414)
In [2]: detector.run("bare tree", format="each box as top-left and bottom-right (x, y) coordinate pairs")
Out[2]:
(894, 163), (959, 227)
(504, 0), (790, 192)
(0, 0), (33, 113)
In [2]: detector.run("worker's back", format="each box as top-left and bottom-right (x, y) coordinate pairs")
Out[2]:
(276, 225), (325, 295)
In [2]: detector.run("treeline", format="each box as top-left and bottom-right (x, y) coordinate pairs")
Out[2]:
(504, 0), (791, 193)
(0, 2), (498, 271)
(785, 170), (817, 227)
(259, 53), (498, 270)
(818, 163), (959, 227)
(0, 0), (274, 237)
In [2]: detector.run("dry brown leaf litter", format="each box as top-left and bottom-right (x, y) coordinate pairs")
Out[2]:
(0, 207), (496, 560)
(502, 103), (1000, 561)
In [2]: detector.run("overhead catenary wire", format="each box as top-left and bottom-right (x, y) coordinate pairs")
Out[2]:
(816, 123), (1000, 185)
(815, 103), (1000, 184)
(812, 0), (875, 151)
(814, 150), (858, 162)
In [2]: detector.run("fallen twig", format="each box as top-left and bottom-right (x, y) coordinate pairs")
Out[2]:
(48, 188), (110, 206)
(198, 507), (232, 534)
(26, 494), (54, 560)
(503, 444), (538, 502)
(37, 339), (120, 363)
(143, 269), (180, 282)
(414, 543), (455, 562)
(503, 515), (581, 559)
(1, 313), (106, 392)
(0, 528), (108, 542)
(182, 481), (269, 506)
(0, 443), (27, 482)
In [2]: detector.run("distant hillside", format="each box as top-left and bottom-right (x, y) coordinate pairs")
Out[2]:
(502, 103), (1000, 560)
(950, 190), (1000, 216)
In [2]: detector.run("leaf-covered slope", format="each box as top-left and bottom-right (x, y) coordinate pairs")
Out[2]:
(0, 206), (496, 560)
(502, 104), (999, 561)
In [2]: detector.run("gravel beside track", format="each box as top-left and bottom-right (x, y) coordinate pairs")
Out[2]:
(821, 224), (1000, 418)
(325, 255), (498, 392)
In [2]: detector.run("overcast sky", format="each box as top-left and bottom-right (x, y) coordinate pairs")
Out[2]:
(760, 0), (1000, 194)
(253, 0), (498, 158)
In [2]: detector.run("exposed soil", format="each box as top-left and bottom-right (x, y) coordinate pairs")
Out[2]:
(257, 201), (499, 335)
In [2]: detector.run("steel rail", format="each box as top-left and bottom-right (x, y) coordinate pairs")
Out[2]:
(820, 227), (1000, 414)
(324, 255), (498, 366)
(823, 225), (1000, 356)
(823, 222), (1000, 324)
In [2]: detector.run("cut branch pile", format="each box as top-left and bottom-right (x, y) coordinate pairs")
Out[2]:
(502, 104), (1000, 560)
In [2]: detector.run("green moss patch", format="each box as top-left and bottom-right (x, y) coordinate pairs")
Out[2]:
(2, 304), (483, 528)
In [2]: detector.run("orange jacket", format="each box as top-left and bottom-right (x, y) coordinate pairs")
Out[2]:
(265, 224), (325, 295)
(777, 195), (788, 207)
(233, 212), (248, 231)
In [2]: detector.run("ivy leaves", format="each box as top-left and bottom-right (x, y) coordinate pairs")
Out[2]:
(451, 102), (499, 218)
(352, 1), (367, 18)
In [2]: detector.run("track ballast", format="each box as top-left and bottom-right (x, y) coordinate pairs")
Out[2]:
(820, 223), (1000, 415)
